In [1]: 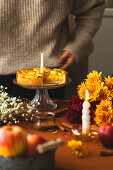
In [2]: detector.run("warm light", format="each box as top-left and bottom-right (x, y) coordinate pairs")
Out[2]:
(40, 52), (44, 73)
(72, 129), (80, 136)
(86, 90), (89, 101)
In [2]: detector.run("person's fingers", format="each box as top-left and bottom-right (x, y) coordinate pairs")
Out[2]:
(57, 51), (71, 64)
(60, 55), (74, 69)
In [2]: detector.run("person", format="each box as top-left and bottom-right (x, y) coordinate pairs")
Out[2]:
(0, 0), (105, 100)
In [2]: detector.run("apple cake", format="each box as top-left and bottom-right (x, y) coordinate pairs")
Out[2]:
(16, 67), (68, 86)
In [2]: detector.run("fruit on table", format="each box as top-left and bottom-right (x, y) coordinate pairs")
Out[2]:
(26, 134), (46, 156)
(98, 122), (113, 148)
(0, 125), (27, 157)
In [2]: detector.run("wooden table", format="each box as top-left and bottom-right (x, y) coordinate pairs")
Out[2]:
(17, 100), (113, 170)
(17, 118), (113, 170)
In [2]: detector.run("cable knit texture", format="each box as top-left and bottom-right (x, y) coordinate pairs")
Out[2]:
(0, 0), (105, 75)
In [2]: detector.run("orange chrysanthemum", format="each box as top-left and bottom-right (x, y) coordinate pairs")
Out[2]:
(78, 71), (112, 102)
(86, 70), (103, 83)
(86, 81), (104, 101)
(77, 70), (113, 125)
(104, 76), (113, 98)
(97, 85), (111, 101)
(94, 100), (113, 126)
(78, 82), (87, 101)
(78, 71), (104, 101)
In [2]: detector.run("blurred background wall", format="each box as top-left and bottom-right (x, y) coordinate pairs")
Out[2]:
(105, 0), (113, 8)
(89, 3), (113, 76)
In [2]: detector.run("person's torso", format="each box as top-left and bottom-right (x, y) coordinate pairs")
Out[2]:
(0, 0), (73, 74)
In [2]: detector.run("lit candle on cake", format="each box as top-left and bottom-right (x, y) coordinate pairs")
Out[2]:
(40, 52), (44, 73)
(82, 90), (91, 135)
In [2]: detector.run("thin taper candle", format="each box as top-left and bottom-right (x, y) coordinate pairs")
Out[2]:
(82, 90), (91, 135)
(40, 52), (44, 73)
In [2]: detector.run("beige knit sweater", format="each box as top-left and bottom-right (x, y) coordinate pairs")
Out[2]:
(0, 0), (105, 75)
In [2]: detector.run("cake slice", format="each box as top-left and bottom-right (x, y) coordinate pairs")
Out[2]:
(16, 67), (68, 86)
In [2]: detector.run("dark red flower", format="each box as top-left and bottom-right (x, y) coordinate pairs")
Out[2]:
(65, 95), (97, 124)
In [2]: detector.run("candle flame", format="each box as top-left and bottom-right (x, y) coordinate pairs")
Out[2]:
(86, 90), (89, 100)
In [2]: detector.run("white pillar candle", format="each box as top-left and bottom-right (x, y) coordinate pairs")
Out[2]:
(40, 52), (44, 73)
(82, 90), (91, 135)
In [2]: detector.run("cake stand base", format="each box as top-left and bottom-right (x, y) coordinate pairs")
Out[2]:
(13, 78), (71, 112)
(27, 89), (57, 111)
(71, 127), (99, 142)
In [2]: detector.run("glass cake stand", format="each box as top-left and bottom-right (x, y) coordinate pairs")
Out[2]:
(13, 78), (71, 111)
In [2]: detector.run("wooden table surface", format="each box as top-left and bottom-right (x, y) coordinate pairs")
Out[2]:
(18, 113), (113, 170)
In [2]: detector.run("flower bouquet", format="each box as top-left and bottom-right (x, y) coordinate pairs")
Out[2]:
(65, 71), (113, 126)
(0, 85), (36, 125)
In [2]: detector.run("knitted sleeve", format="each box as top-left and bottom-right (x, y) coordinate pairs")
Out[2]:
(64, 0), (105, 63)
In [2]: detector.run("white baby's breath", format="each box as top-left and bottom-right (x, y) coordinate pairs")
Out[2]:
(27, 109), (32, 113)
(0, 85), (36, 125)
(0, 85), (25, 125)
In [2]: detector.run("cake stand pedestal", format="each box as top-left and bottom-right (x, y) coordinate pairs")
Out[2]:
(28, 89), (57, 111)
(13, 78), (71, 111)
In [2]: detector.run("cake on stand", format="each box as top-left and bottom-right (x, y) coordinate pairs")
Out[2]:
(13, 78), (71, 111)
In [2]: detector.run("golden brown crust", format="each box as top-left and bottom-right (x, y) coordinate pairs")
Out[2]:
(16, 73), (43, 86)
(16, 69), (43, 86)
(16, 67), (68, 86)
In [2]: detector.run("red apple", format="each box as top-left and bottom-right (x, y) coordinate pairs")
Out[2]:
(26, 134), (46, 156)
(98, 122), (113, 148)
(0, 125), (27, 157)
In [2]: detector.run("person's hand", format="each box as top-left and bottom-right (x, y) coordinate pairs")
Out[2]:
(57, 50), (74, 70)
